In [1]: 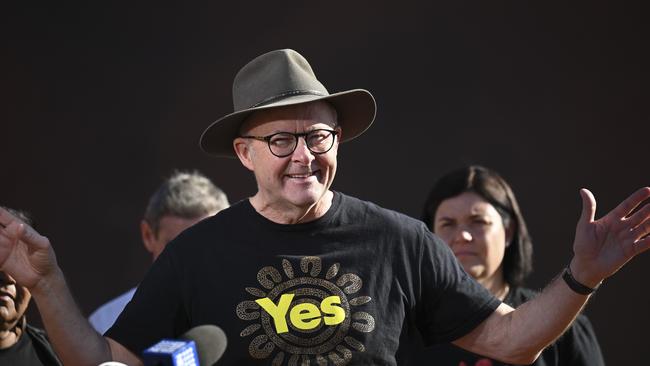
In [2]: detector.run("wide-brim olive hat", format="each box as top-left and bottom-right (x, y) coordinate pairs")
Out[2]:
(199, 49), (376, 158)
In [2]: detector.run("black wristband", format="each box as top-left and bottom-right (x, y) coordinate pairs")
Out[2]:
(562, 266), (600, 295)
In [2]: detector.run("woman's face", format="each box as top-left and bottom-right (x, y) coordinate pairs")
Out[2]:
(433, 191), (511, 286)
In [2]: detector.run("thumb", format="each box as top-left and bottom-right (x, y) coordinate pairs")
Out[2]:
(578, 188), (596, 225)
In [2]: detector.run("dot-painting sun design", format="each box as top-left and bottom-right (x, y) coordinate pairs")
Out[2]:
(236, 256), (375, 365)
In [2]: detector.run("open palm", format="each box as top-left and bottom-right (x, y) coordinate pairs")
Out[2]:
(572, 187), (650, 286)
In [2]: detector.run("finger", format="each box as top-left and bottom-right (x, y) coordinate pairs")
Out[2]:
(625, 203), (650, 229)
(630, 220), (650, 243)
(578, 188), (596, 225)
(19, 223), (49, 250)
(610, 187), (650, 219)
(0, 206), (21, 228)
(632, 235), (650, 256)
(5, 221), (49, 250)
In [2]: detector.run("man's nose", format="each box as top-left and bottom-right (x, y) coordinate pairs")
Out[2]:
(291, 137), (315, 163)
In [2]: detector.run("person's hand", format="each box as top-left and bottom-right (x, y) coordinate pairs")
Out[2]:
(0, 207), (59, 291)
(570, 187), (650, 288)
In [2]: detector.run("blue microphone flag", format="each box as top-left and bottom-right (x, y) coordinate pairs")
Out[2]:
(142, 339), (199, 366)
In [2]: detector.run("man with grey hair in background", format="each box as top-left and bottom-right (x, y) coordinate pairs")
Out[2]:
(88, 170), (229, 334)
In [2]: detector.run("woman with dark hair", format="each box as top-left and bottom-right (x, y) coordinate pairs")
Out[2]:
(413, 165), (605, 366)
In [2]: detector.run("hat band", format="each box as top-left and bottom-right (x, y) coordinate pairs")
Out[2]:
(250, 89), (328, 108)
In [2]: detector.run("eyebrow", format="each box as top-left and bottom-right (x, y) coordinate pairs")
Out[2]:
(436, 217), (456, 223)
(437, 213), (488, 222)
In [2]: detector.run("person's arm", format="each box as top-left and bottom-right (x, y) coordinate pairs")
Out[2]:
(0, 207), (142, 366)
(453, 187), (650, 364)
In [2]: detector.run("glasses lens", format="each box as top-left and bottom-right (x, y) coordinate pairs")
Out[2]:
(307, 130), (335, 153)
(268, 133), (297, 157)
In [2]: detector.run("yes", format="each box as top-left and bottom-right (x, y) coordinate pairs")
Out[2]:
(255, 294), (345, 334)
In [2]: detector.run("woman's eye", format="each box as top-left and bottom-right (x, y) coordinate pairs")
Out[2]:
(437, 222), (454, 229)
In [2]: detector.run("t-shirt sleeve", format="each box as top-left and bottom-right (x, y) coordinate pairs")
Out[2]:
(414, 229), (501, 345)
(104, 240), (189, 355)
(556, 314), (605, 366)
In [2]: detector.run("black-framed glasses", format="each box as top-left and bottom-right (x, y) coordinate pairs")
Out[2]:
(240, 129), (339, 158)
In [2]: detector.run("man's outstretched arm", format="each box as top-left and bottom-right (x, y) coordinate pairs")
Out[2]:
(0, 207), (142, 366)
(454, 187), (650, 364)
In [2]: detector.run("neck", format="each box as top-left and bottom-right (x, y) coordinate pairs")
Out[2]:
(479, 273), (510, 300)
(0, 320), (24, 349)
(250, 190), (334, 224)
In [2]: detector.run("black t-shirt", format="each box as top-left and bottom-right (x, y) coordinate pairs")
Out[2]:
(409, 287), (605, 366)
(107, 192), (500, 365)
(0, 325), (62, 366)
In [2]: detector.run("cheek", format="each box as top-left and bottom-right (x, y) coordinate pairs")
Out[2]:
(483, 231), (507, 260)
(255, 161), (284, 184)
(319, 154), (337, 175)
(15, 288), (31, 314)
(436, 231), (453, 246)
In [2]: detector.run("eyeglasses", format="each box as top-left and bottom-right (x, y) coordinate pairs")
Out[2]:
(240, 129), (339, 158)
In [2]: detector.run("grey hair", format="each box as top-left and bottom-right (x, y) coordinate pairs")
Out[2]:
(143, 171), (229, 235)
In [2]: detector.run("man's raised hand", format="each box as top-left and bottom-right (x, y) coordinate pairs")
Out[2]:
(571, 187), (650, 288)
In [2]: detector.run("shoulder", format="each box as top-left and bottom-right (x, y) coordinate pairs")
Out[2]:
(335, 192), (449, 258)
(336, 192), (430, 233)
(193, 198), (251, 230)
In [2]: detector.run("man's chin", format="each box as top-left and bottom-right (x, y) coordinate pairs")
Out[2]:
(284, 187), (326, 204)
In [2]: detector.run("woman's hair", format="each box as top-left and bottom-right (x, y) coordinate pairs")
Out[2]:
(421, 165), (533, 287)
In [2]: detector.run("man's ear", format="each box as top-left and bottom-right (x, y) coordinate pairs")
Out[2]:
(233, 138), (255, 171)
(141, 220), (156, 254)
(335, 126), (343, 144)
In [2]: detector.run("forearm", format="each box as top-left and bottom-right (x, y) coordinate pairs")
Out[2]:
(31, 267), (112, 366)
(505, 272), (591, 363)
(456, 269), (592, 365)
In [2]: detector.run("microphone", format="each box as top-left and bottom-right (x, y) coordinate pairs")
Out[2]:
(181, 325), (227, 366)
(142, 325), (227, 366)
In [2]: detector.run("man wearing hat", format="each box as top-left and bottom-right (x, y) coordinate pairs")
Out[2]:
(1, 49), (649, 365)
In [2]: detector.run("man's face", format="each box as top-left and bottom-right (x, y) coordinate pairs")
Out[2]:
(0, 271), (31, 331)
(235, 101), (340, 211)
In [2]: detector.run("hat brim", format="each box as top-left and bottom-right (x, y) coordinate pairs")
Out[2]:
(199, 89), (376, 158)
